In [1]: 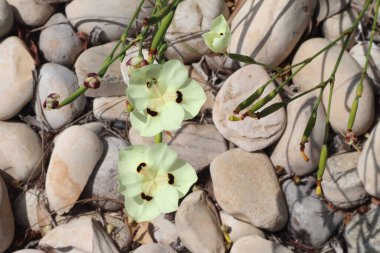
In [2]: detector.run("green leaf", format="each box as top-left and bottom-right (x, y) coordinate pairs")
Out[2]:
(228, 53), (256, 64)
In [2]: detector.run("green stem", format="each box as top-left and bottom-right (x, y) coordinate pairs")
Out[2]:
(121, 0), (146, 44)
(347, 0), (380, 131)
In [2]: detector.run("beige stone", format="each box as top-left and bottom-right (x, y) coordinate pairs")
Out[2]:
(8, 0), (55, 26)
(175, 191), (226, 253)
(211, 149), (288, 231)
(358, 123), (380, 198)
(35, 63), (86, 130)
(213, 64), (286, 152)
(93, 96), (128, 121)
(166, 0), (227, 63)
(0, 121), (42, 182)
(271, 93), (326, 176)
(0, 36), (35, 120)
(75, 42), (125, 97)
(46, 125), (103, 214)
(230, 0), (316, 66)
(231, 235), (293, 253)
(322, 9), (357, 47)
(0, 176), (14, 252)
(316, 0), (350, 23)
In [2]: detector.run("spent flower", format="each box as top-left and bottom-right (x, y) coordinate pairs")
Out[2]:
(118, 143), (197, 222)
(202, 14), (231, 53)
(43, 93), (60, 110)
(126, 60), (206, 137)
(83, 73), (101, 89)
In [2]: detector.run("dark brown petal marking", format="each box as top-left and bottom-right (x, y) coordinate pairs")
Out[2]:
(141, 192), (153, 201)
(168, 173), (175, 185)
(147, 108), (158, 117)
(220, 32), (224, 36)
(136, 162), (146, 173)
(176, 91), (183, 103)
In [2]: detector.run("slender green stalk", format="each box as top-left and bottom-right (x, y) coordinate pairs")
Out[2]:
(316, 33), (353, 196)
(347, 0), (380, 134)
(121, 0), (146, 44)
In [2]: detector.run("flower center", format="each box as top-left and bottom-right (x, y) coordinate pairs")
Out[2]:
(146, 79), (178, 113)
(136, 162), (175, 200)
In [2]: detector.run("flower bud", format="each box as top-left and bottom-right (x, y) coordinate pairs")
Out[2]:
(126, 55), (149, 77)
(83, 73), (101, 89)
(43, 93), (60, 110)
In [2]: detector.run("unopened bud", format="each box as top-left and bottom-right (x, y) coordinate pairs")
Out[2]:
(83, 73), (101, 89)
(126, 55), (149, 76)
(43, 93), (60, 110)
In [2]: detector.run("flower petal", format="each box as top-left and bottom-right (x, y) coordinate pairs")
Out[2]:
(211, 14), (230, 34)
(158, 60), (188, 91)
(118, 145), (149, 173)
(147, 144), (178, 172)
(169, 159), (197, 198)
(211, 33), (231, 54)
(124, 195), (161, 222)
(202, 31), (219, 53)
(153, 185), (179, 213)
(118, 171), (143, 197)
(178, 79), (207, 120)
(160, 103), (185, 131)
(127, 64), (162, 111)
(130, 110), (163, 137)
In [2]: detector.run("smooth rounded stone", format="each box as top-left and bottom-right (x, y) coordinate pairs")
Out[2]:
(187, 66), (215, 113)
(0, 176), (14, 253)
(282, 180), (344, 247)
(14, 187), (41, 230)
(65, 0), (152, 43)
(7, 0), (55, 26)
(0, 0), (13, 38)
(344, 205), (380, 253)
(13, 250), (46, 253)
(271, 93), (326, 176)
(175, 191), (226, 253)
(134, 244), (177, 253)
(104, 214), (131, 249)
(219, 211), (265, 242)
(84, 136), (127, 211)
(46, 125), (104, 214)
(151, 215), (179, 246)
(211, 149), (288, 231)
(322, 9), (357, 47)
(165, 0), (226, 64)
(0, 121), (42, 182)
(204, 55), (239, 75)
(39, 216), (116, 252)
(120, 46), (150, 86)
(35, 63), (86, 130)
(322, 152), (368, 209)
(229, 0), (316, 66)
(75, 42), (125, 97)
(39, 13), (84, 67)
(213, 65), (286, 152)
(292, 38), (375, 136)
(350, 42), (380, 87)
(0, 36), (35, 120)
(93, 96), (129, 121)
(82, 122), (105, 135)
(230, 235), (293, 253)
(129, 123), (227, 173)
(358, 122), (380, 198)
(316, 0), (350, 23)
